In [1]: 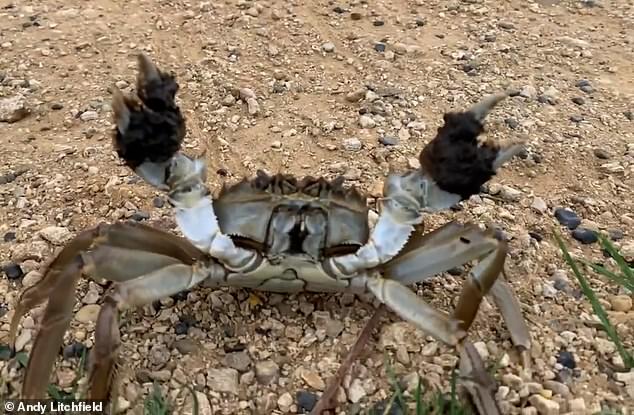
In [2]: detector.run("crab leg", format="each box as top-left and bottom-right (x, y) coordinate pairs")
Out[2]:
(9, 222), (223, 400)
(110, 53), (258, 272)
(89, 261), (219, 404)
(380, 222), (531, 350)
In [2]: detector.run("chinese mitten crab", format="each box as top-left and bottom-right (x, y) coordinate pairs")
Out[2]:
(9, 54), (531, 413)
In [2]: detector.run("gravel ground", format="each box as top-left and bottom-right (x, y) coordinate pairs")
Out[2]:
(1, 0), (633, 414)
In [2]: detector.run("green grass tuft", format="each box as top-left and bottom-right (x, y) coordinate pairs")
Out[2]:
(553, 228), (634, 369)
(376, 355), (473, 415)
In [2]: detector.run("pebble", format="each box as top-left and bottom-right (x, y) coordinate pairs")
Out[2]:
(301, 369), (325, 390)
(379, 135), (398, 146)
(342, 137), (362, 151)
(556, 350), (576, 369)
(608, 229), (624, 241)
(543, 380), (570, 397)
(572, 227), (597, 244)
(322, 42), (335, 53)
(610, 295), (632, 312)
(528, 394), (559, 415)
(3, 231), (16, 242)
(571, 97), (585, 105)
(531, 197), (548, 213)
(277, 392), (293, 411)
(593, 148), (611, 159)
(520, 85), (537, 99)
(374, 43), (386, 52)
(554, 208), (581, 230)
(296, 391), (317, 412)
(2, 262), (24, 279)
(223, 351), (252, 372)
(207, 368), (239, 395)
(0, 94), (30, 123)
(359, 115), (375, 128)
(76, 304), (101, 323)
(63, 342), (86, 359)
(255, 360), (280, 385)
(347, 378), (366, 403)
(174, 338), (197, 355)
(39, 226), (72, 245)
(500, 185), (522, 202)
(80, 110), (98, 121)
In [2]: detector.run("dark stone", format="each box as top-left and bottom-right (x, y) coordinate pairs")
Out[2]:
(136, 369), (152, 383)
(554, 208), (581, 230)
(0, 344), (13, 361)
(532, 152), (543, 163)
(0, 305), (7, 318)
(557, 350), (576, 369)
(171, 290), (189, 302)
(580, 85), (594, 94)
(593, 148), (611, 159)
(570, 115), (583, 123)
(624, 111), (633, 121)
(538, 94), (557, 105)
(174, 321), (190, 335)
(435, 33), (445, 39)
(131, 211), (150, 221)
(448, 266), (464, 276)
(608, 229), (624, 241)
(484, 34), (496, 42)
(51, 102), (64, 110)
(575, 79), (591, 88)
(553, 277), (569, 291)
(373, 20), (385, 26)
(374, 43), (386, 52)
(333, 6), (346, 13)
(379, 135), (398, 146)
(2, 263), (23, 280)
(556, 367), (574, 384)
(63, 342), (87, 359)
(572, 228), (598, 244)
(505, 117), (519, 129)
(528, 231), (543, 242)
(3, 231), (16, 242)
(571, 97), (585, 105)
(0, 173), (17, 185)
(415, 18), (426, 27)
(296, 391), (318, 413)
(152, 197), (165, 208)
(350, 12), (362, 20)
(216, 168), (229, 176)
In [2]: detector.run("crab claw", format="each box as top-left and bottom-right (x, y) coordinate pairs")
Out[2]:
(111, 53), (186, 187)
(418, 90), (525, 201)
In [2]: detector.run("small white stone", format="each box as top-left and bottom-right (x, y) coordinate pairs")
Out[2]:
(80, 110), (98, 121)
(531, 197), (548, 213)
(347, 378), (366, 403)
(322, 42), (335, 53)
(359, 115), (376, 128)
(39, 226), (72, 245)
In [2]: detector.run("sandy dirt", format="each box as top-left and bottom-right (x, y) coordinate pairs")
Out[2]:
(1, 0), (633, 414)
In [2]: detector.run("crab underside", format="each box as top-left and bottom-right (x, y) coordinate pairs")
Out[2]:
(8, 54), (532, 414)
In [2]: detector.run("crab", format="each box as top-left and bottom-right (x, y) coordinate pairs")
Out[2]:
(8, 54), (532, 413)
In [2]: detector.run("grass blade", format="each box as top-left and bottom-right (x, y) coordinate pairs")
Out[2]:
(580, 260), (634, 292)
(553, 230), (634, 369)
(597, 234), (633, 281)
